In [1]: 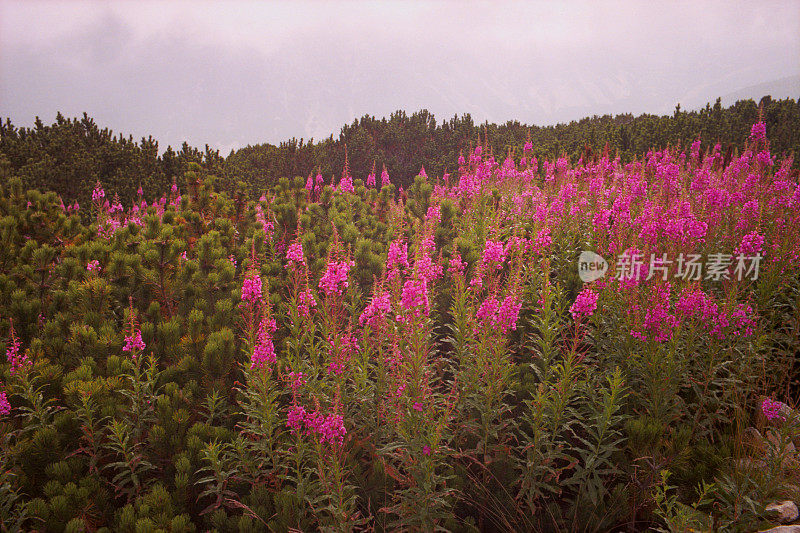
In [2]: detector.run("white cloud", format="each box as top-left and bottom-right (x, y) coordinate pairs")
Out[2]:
(1, 0), (798, 151)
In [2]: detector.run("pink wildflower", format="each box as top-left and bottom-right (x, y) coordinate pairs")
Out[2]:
(86, 260), (100, 271)
(319, 413), (346, 446)
(91, 182), (105, 203)
(477, 297), (499, 326)
(6, 327), (30, 375)
(387, 240), (409, 271)
(570, 287), (599, 321)
(448, 253), (466, 275)
(762, 398), (783, 421)
(122, 330), (146, 357)
(496, 295), (523, 333)
(298, 288), (317, 318)
(750, 121), (767, 142)
(287, 405), (307, 431)
(735, 232), (765, 256)
(426, 204), (442, 222)
(286, 242), (305, 266)
(241, 274), (263, 304)
(400, 279), (429, 318)
(339, 174), (354, 194)
(251, 316), (277, 369)
(482, 240), (506, 268)
(319, 260), (354, 297)
(531, 228), (552, 255)
(0, 391), (9, 416)
(287, 371), (307, 394)
(359, 292), (392, 328)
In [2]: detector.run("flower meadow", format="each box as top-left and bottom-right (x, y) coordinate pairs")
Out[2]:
(1, 120), (800, 532)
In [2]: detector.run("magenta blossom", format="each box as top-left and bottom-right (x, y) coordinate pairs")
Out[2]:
(359, 292), (392, 328)
(6, 329), (30, 375)
(400, 279), (430, 318)
(482, 240), (507, 268)
(123, 330), (145, 352)
(251, 316), (277, 369)
(0, 391), (9, 416)
(241, 274), (263, 304)
(762, 398), (784, 421)
(319, 260), (354, 297)
(570, 287), (599, 321)
(286, 242), (305, 266)
(750, 121), (766, 142)
(298, 288), (317, 318)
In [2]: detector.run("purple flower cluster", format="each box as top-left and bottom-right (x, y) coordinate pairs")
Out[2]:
(735, 231), (765, 256)
(286, 242), (305, 266)
(251, 317), (277, 369)
(750, 121), (767, 142)
(319, 260), (354, 297)
(241, 274), (263, 304)
(91, 182), (105, 203)
(482, 240), (507, 268)
(359, 292), (392, 328)
(477, 295), (523, 333)
(286, 406), (347, 446)
(122, 330), (146, 358)
(762, 397), (784, 421)
(0, 390), (9, 416)
(400, 279), (430, 318)
(298, 288), (317, 318)
(6, 331), (30, 375)
(387, 240), (409, 272)
(448, 253), (466, 275)
(570, 287), (599, 321)
(339, 174), (354, 193)
(426, 204), (441, 222)
(631, 284), (677, 342)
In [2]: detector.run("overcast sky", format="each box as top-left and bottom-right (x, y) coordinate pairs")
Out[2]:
(1, 0), (799, 154)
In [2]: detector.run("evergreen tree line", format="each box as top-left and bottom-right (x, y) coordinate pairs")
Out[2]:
(2, 96), (798, 207)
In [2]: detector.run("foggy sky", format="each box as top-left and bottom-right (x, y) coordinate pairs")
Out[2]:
(1, 0), (799, 154)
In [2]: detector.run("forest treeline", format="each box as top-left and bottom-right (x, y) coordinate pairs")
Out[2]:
(1, 96), (798, 206)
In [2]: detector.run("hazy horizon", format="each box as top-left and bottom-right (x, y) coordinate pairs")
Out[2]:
(2, 0), (799, 154)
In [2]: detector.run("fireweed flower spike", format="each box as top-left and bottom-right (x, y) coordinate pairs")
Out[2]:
(251, 315), (277, 370)
(122, 298), (145, 360)
(0, 389), (10, 416)
(286, 242), (306, 266)
(91, 181), (105, 203)
(5, 322), (30, 375)
(570, 287), (599, 321)
(762, 398), (784, 421)
(241, 273), (264, 304)
(122, 331), (145, 354)
(319, 259), (354, 297)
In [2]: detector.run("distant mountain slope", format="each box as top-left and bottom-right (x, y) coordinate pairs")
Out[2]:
(720, 75), (800, 104)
